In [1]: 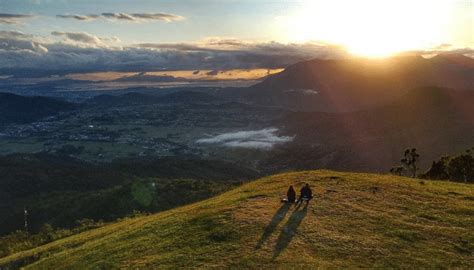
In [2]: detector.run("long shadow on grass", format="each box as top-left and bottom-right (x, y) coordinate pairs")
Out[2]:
(255, 203), (291, 249)
(272, 203), (308, 259)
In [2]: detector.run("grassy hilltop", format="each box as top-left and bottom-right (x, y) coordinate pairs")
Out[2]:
(1, 170), (473, 269)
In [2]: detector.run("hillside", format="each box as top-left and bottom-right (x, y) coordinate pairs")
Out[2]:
(0, 154), (258, 236)
(1, 170), (473, 269)
(265, 87), (474, 172)
(0, 93), (77, 124)
(226, 54), (474, 111)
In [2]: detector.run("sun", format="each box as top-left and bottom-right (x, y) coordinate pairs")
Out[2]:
(280, 0), (453, 57)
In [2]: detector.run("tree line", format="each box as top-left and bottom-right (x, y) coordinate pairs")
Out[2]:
(391, 147), (474, 183)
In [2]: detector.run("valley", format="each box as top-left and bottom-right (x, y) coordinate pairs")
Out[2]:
(1, 84), (472, 172)
(0, 54), (473, 269)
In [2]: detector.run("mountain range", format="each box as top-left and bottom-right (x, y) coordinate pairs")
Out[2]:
(224, 54), (473, 111)
(1, 53), (473, 173)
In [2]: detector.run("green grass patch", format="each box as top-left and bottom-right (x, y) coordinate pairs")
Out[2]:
(1, 170), (473, 269)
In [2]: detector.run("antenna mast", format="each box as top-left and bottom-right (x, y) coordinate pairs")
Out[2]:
(24, 207), (28, 232)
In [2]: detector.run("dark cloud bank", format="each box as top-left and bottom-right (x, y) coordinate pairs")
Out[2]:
(0, 30), (472, 76)
(0, 31), (349, 75)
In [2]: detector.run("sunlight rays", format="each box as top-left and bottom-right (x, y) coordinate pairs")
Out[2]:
(280, 0), (456, 57)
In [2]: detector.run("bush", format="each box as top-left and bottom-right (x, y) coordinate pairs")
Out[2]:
(447, 154), (474, 183)
(423, 156), (450, 180)
(0, 219), (105, 258)
(422, 148), (474, 183)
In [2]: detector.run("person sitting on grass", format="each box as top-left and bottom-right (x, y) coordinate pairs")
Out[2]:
(281, 185), (296, 203)
(297, 183), (313, 204)
(287, 185), (296, 203)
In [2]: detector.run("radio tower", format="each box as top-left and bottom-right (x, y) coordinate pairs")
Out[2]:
(24, 207), (29, 232)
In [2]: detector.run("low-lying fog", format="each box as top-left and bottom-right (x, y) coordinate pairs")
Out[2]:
(196, 128), (293, 149)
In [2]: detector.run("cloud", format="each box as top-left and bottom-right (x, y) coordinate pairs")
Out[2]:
(101, 12), (135, 21)
(133, 39), (351, 70)
(0, 32), (472, 76)
(0, 33), (350, 74)
(196, 128), (294, 150)
(0, 30), (33, 40)
(129, 13), (184, 22)
(51, 31), (102, 44)
(56, 12), (184, 22)
(137, 43), (219, 52)
(0, 13), (34, 24)
(56, 14), (100, 21)
(50, 31), (120, 48)
(284, 89), (319, 95)
(136, 38), (349, 59)
(0, 30), (48, 53)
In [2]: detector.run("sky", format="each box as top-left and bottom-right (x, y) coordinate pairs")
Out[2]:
(0, 0), (472, 75)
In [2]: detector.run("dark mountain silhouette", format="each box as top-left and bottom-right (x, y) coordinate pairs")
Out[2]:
(114, 72), (186, 83)
(0, 93), (77, 124)
(264, 87), (474, 172)
(226, 54), (474, 112)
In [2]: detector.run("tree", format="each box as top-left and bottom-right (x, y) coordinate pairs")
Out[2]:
(447, 152), (474, 183)
(400, 148), (420, 178)
(422, 156), (450, 180)
(422, 147), (474, 183)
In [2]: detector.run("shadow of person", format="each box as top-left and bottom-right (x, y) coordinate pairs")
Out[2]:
(255, 203), (292, 249)
(272, 203), (308, 259)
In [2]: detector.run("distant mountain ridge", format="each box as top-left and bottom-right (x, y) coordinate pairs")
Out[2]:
(227, 54), (474, 112)
(0, 93), (77, 124)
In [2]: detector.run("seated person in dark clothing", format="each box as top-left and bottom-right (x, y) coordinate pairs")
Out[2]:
(281, 185), (296, 203)
(286, 185), (296, 203)
(297, 183), (313, 204)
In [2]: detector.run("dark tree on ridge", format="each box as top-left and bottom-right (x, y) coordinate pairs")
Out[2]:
(401, 148), (420, 178)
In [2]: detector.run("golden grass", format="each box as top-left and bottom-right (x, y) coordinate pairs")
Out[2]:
(1, 170), (473, 269)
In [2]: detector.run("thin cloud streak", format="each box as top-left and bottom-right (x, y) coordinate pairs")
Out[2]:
(56, 14), (100, 21)
(0, 13), (35, 24)
(56, 12), (185, 22)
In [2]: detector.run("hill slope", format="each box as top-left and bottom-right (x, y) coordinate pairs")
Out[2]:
(1, 170), (473, 269)
(0, 93), (77, 124)
(0, 154), (258, 236)
(265, 87), (474, 172)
